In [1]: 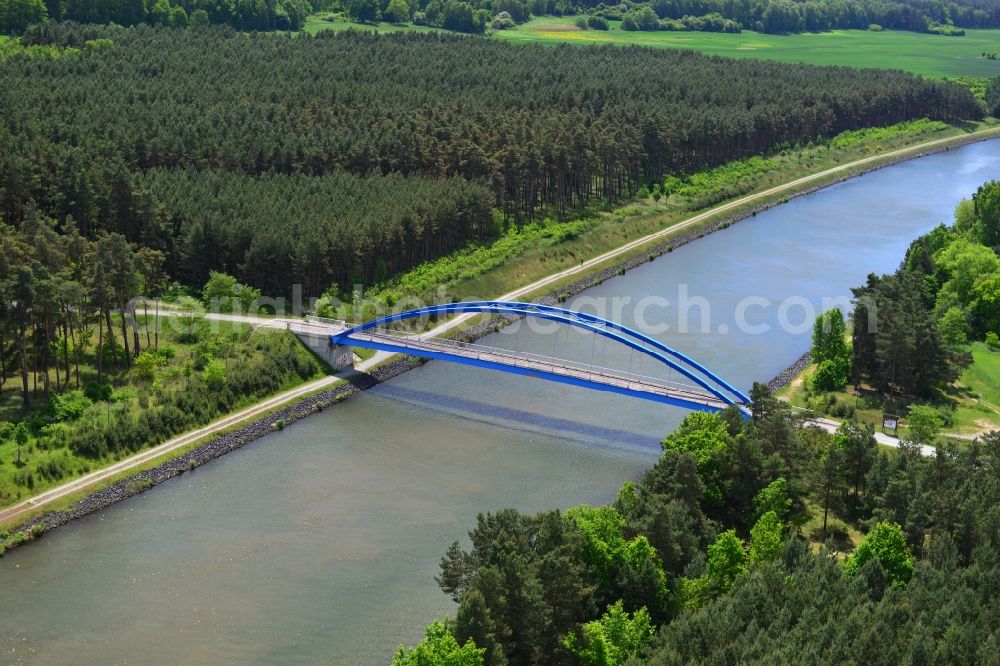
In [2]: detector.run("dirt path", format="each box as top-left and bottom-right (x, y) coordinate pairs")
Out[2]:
(4, 127), (996, 525)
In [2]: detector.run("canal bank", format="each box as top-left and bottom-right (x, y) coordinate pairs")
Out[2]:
(3, 127), (999, 553)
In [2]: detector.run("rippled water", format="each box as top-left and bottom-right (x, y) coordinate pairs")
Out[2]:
(1, 140), (997, 664)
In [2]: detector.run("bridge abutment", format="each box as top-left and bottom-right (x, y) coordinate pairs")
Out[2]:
(293, 329), (354, 371)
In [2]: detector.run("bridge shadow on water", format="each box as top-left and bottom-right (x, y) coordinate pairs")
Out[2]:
(367, 381), (663, 455)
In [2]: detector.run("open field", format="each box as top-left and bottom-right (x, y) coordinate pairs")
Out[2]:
(953, 343), (1000, 433)
(496, 18), (1000, 78)
(306, 15), (1000, 79)
(303, 14), (447, 35)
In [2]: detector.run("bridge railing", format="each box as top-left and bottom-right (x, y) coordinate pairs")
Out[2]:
(352, 327), (714, 399)
(305, 315), (348, 328)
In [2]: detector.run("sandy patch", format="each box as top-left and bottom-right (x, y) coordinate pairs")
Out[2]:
(537, 23), (583, 32)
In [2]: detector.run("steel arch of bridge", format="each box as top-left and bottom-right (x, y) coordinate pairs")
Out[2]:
(330, 300), (749, 414)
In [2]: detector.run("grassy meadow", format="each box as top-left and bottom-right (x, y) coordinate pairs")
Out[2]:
(496, 18), (1000, 79)
(303, 14), (447, 35)
(953, 342), (1000, 434)
(305, 13), (1000, 79)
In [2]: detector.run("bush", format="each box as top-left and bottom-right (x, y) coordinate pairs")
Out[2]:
(46, 391), (93, 422)
(586, 14), (608, 29)
(384, 0), (411, 22)
(829, 399), (855, 419)
(621, 6), (659, 30)
(133, 351), (167, 381)
(812, 518), (848, 540)
(492, 11), (516, 29)
(84, 382), (113, 402)
(926, 22), (964, 36)
(201, 359), (227, 387)
(987, 331), (1000, 349)
(810, 358), (850, 391)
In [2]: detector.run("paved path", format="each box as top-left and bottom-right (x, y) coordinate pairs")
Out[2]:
(804, 416), (936, 457)
(5, 128), (996, 524)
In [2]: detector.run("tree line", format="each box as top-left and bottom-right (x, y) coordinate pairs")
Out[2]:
(0, 25), (981, 295)
(988, 74), (1000, 118)
(397, 384), (1000, 664)
(320, 0), (1000, 36)
(581, 0), (1000, 34)
(1, 0), (314, 34)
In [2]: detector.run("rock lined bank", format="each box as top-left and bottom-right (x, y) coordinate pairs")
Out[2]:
(768, 352), (812, 392)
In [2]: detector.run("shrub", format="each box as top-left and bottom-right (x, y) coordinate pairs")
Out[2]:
(492, 13), (516, 29)
(84, 382), (113, 402)
(621, 6), (659, 30)
(829, 399), (855, 419)
(383, 0), (410, 22)
(810, 357), (850, 392)
(201, 359), (227, 387)
(926, 22), (964, 36)
(987, 331), (1000, 349)
(133, 351), (167, 381)
(814, 518), (849, 542)
(46, 391), (93, 422)
(586, 14), (609, 29)
(906, 404), (943, 445)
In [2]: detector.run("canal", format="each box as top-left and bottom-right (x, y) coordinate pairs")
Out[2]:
(1, 140), (997, 664)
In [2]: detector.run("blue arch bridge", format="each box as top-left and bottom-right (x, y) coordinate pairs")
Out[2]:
(303, 301), (749, 416)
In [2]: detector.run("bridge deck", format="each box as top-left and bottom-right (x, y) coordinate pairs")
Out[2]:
(345, 329), (733, 412)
